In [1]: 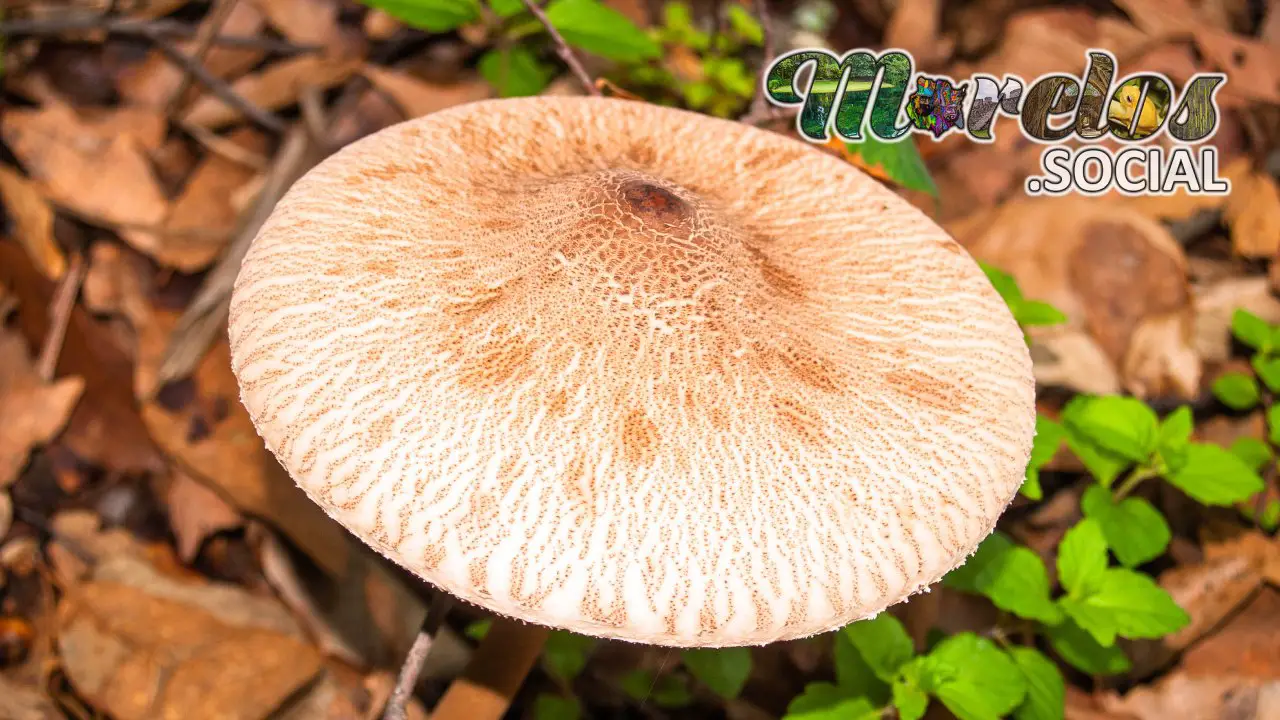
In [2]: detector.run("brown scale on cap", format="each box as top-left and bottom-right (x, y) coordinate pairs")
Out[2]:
(228, 96), (1036, 647)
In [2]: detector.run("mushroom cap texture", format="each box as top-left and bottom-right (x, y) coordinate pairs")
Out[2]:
(228, 96), (1036, 647)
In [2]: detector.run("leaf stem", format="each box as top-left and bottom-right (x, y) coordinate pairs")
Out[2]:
(1112, 466), (1157, 502)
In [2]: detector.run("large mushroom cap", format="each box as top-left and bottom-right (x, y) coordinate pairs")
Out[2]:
(229, 96), (1035, 647)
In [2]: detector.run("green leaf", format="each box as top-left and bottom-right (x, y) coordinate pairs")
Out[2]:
(782, 683), (881, 720)
(1016, 300), (1069, 327)
(1060, 397), (1134, 486)
(1158, 407), (1194, 450)
(681, 647), (752, 699)
(1059, 569), (1190, 646)
(892, 664), (929, 720)
(724, 3), (763, 44)
(1009, 647), (1065, 720)
(832, 632), (890, 703)
(1262, 499), (1280, 531)
(1057, 519), (1108, 597)
(1044, 619), (1131, 676)
(921, 633), (1027, 720)
(1231, 308), (1273, 351)
(1253, 356), (1280, 394)
(1080, 485), (1170, 568)
(546, 0), (661, 61)
(841, 613), (915, 683)
(945, 533), (1062, 623)
(1061, 395), (1159, 464)
(619, 670), (692, 707)
(1212, 372), (1261, 410)
(478, 45), (552, 97)
(464, 619), (491, 641)
(1268, 405), (1280, 446)
(360, 0), (480, 31)
(487, 0), (524, 16)
(1167, 443), (1265, 506)
(1024, 416), (1065, 501)
(1229, 437), (1273, 473)
(979, 263), (1023, 307)
(843, 135), (938, 196)
(533, 693), (580, 720)
(542, 631), (594, 681)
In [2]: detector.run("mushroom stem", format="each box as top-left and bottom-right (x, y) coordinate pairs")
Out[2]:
(384, 591), (454, 720)
(428, 620), (551, 720)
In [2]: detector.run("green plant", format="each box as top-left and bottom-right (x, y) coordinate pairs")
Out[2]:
(1208, 308), (1280, 529)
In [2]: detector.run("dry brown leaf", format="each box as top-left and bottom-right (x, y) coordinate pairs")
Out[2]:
(0, 323), (85, 489)
(0, 491), (11, 544)
(251, 0), (339, 46)
(884, 0), (952, 66)
(362, 9), (402, 40)
(1194, 277), (1280, 364)
(0, 674), (62, 720)
(0, 165), (64, 280)
(183, 54), (363, 130)
(1202, 531), (1280, 586)
(1, 103), (168, 258)
(117, 1), (268, 108)
(161, 130), (268, 271)
(360, 66), (493, 119)
(1158, 552), (1262, 652)
(1181, 586), (1280, 678)
(952, 196), (1200, 398)
(0, 243), (163, 475)
(1113, 0), (1280, 105)
(1102, 674), (1280, 720)
(1225, 171), (1280, 258)
(167, 470), (243, 563)
(58, 555), (321, 720)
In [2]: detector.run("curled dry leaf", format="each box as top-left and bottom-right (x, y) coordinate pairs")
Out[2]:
(0, 320), (85, 489)
(951, 196), (1200, 398)
(0, 103), (168, 259)
(182, 54), (363, 130)
(167, 470), (243, 563)
(0, 165), (64, 280)
(57, 551), (321, 720)
(162, 129), (269, 272)
(117, 1), (268, 108)
(360, 66), (493, 120)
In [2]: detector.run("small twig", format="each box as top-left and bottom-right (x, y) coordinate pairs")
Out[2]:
(0, 15), (322, 54)
(164, 0), (239, 118)
(299, 85), (331, 150)
(36, 253), (86, 383)
(383, 591), (454, 720)
(148, 33), (287, 134)
(739, 0), (783, 126)
(520, 0), (600, 97)
(176, 119), (270, 172)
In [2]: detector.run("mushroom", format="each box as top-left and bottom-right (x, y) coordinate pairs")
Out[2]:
(228, 96), (1036, 717)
